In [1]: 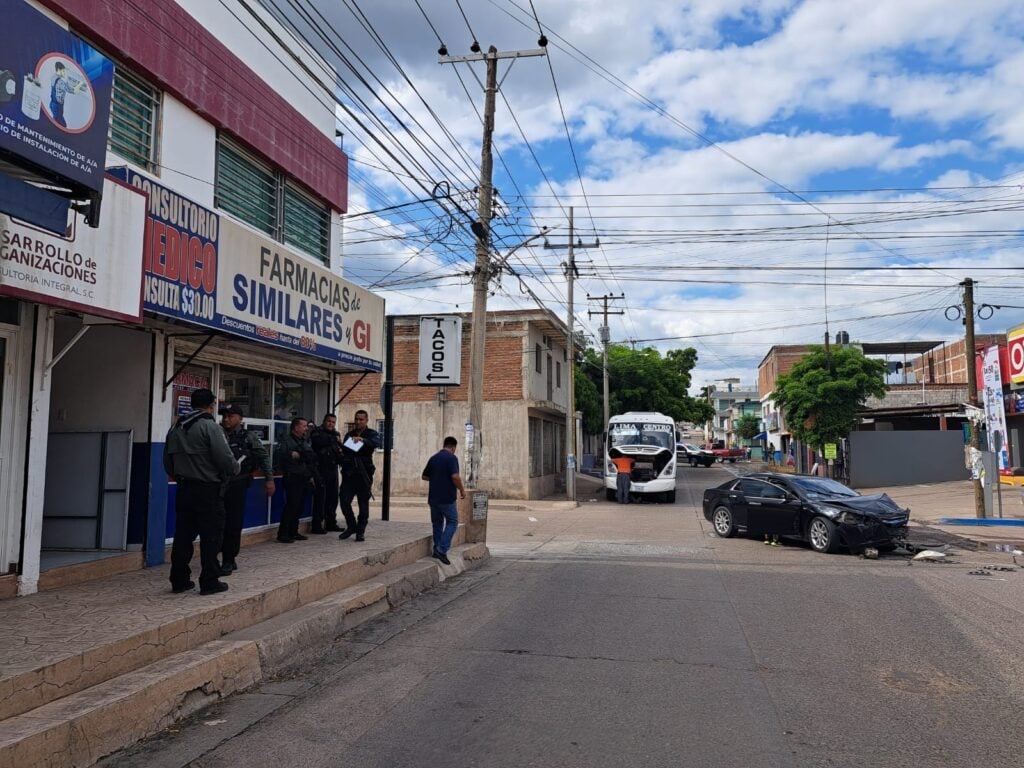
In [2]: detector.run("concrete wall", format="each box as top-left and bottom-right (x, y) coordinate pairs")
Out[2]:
(849, 430), (968, 488)
(176, 0), (338, 139)
(49, 318), (152, 438)
(525, 325), (569, 409)
(346, 399), (532, 499)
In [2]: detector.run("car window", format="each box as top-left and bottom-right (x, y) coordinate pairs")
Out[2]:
(788, 476), (859, 499)
(738, 479), (786, 498)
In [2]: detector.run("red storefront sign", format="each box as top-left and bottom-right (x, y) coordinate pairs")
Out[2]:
(1009, 323), (1024, 386)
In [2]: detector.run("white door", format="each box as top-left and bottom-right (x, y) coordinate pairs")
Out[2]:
(0, 331), (16, 571)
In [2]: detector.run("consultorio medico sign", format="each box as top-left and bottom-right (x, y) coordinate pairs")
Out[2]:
(109, 168), (384, 371)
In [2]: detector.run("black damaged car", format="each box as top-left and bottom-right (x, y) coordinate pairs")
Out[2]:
(702, 473), (909, 554)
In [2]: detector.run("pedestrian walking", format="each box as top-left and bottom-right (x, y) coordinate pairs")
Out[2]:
(219, 405), (275, 573)
(164, 388), (239, 596)
(274, 416), (318, 543)
(421, 436), (466, 565)
(338, 409), (382, 542)
(309, 413), (344, 533)
(611, 455), (634, 503)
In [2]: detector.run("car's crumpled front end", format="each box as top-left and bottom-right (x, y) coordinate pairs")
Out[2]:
(813, 493), (910, 551)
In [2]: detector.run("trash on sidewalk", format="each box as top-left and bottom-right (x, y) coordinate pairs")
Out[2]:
(528, 517), (538, 522)
(912, 549), (948, 561)
(862, 547), (879, 559)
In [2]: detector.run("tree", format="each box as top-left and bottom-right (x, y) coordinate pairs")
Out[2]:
(734, 413), (761, 442)
(574, 349), (603, 433)
(575, 343), (711, 434)
(770, 345), (887, 450)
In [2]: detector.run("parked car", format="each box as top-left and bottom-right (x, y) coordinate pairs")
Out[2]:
(702, 472), (910, 554)
(707, 446), (746, 463)
(677, 443), (715, 468)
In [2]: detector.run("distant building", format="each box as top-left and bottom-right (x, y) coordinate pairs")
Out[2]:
(704, 378), (759, 447)
(335, 309), (572, 499)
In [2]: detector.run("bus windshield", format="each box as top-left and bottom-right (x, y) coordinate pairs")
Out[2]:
(608, 422), (674, 451)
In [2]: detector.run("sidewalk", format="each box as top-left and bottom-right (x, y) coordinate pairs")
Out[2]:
(860, 479), (1024, 549)
(0, 517), (487, 768)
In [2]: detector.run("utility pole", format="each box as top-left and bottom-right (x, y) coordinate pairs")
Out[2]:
(588, 293), (625, 439)
(544, 207), (598, 501)
(439, 43), (546, 488)
(962, 277), (985, 518)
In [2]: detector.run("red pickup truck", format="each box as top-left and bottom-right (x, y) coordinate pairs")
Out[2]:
(706, 446), (746, 463)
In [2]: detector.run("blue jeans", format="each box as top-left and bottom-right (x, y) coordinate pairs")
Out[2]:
(429, 502), (459, 555)
(616, 472), (631, 503)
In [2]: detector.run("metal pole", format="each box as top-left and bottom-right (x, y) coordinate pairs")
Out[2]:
(381, 314), (394, 521)
(465, 47), (498, 490)
(963, 277), (986, 518)
(565, 207), (576, 501)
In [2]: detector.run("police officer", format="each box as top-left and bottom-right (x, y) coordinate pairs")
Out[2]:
(309, 413), (344, 534)
(164, 388), (239, 595)
(338, 409), (382, 542)
(274, 416), (318, 543)
(219, 404), (275, 572)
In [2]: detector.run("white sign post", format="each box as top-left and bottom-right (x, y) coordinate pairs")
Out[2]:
(418, 315), (462, 385)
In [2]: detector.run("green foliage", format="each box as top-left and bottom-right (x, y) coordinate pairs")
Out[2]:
(575, 343), (710, 434)
(771, 346), (887, 448)
(735, 413), (761, 441)
(574, 352), (602, 434)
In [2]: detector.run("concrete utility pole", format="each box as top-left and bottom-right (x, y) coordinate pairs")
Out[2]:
(587, 293), (625, 439)
(962, 277), (985, 518)
(544, 207), (599, 501)
(439, 43), (546, 488)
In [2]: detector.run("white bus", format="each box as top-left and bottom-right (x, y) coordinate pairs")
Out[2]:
(604, 411), (677, 503)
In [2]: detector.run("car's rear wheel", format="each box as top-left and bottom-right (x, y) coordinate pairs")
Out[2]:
(808, 516), (839, 553)
(711, 506), (736, 538)
(606, 488), (616, 502)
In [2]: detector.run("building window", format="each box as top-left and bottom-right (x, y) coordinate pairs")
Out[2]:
(214, 137), (331, 264)
(529, 418), (542, 477)
(556, 361), (561, 388)
(284, 182), (331, 264)
(108, 68), (160, 171)
(535, 343), (542, 373)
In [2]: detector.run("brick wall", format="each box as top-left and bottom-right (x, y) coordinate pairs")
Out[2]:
(336, 316), (529, 409)
(908, 335), (1003, 384)
(758, 345), (811, 397)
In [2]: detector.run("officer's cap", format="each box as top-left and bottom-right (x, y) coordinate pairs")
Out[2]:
(219, 403), (244, 417)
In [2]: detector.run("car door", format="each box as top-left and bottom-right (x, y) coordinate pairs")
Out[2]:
(738, 479), (798, 536)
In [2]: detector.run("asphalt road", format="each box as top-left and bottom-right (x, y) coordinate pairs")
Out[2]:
(106, 465), (1024, 767)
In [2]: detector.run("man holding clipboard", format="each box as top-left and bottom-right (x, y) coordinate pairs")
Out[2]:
(338, 409), (382, 542)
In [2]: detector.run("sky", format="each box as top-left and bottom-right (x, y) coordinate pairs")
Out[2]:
(261, 0), (1024, 392)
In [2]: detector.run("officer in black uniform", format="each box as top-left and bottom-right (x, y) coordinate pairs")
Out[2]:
(164, 388), (239, 595)
(219, 404), (275, 572)
(309, 413), (344, 534)
(274, 416), (318, 543)
(338, 409), (382, 542)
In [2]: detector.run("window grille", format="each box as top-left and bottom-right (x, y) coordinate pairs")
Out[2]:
(215, 137), (330, 264)
(284, 182), (330, 264)
(108, 68), (159, 171)
(215, 140), (277, 237)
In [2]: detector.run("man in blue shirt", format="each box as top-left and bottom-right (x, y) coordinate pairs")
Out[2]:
(421, 436), (466, 565)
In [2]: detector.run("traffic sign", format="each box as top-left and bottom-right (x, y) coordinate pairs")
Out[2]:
(418, 316), (462, 385)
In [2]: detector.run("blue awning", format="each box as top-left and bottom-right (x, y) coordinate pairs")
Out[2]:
(0, 172), (70, 235)
(753, 431), (768, 441)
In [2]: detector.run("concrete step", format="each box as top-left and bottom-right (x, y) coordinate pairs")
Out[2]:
(0, 542), (488, 768)
(0, 523), (432, 723)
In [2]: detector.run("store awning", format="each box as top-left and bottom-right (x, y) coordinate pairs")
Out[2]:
(753, 431), (768, 441)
